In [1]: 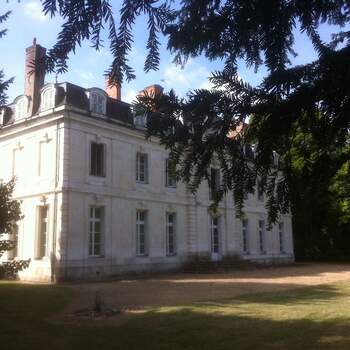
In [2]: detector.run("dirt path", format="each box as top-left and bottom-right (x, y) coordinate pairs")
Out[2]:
(63, 263), (350, 313)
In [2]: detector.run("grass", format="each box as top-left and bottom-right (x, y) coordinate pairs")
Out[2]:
(1, 281), (350, 349)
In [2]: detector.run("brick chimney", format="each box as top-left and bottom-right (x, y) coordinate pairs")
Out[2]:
(25, 38), (46, 115)
(105, 76), (121, 100)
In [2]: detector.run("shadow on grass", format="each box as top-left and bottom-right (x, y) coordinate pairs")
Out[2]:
(2, 281), (350, 350)
(199, 283), (347, 306)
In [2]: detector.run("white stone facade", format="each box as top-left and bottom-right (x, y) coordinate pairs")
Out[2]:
(0, 103), (294, 282)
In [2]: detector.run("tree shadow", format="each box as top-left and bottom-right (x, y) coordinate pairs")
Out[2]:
(199, 283), (346, 306)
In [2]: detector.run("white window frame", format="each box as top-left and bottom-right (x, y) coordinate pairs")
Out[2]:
(257, 180), (264, 201)
(0, 108), (4, 125)
(278, 222), (284, 253)
(165, 159), (176, 188)
(89, 89), (107, 115)
(36, 206), (49, 259)
(15, 96), (28, 120)
(242, 219), (249, 254)
(136, 152), (148, 183)
(209, 167), (220, 200)
(8, 224), (19, 260)
(258, 220), (265, 254)
(210, 216), (220, 254)
(134, 114), (147, 127)
(136, 210), (147, 256)
(166, 212), (177, 256)
(90, 142), (106, 177)
(40, 86), (55, 111)
(88, 206), (104, 257)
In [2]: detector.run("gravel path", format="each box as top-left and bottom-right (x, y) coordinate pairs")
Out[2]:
(63, 263), (350, 313)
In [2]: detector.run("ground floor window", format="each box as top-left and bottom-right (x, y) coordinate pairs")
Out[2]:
(136, 210), (147, 256)
(8, 224), (18, 260)
(258, 220), (265, 254)
(166, 212), (176, 255)
(89, 206), (104, 257)
(242, 219), (249, 253)
(210, 216), (220, 253)
(278, 222), (284, 253)
(36, 206), (49, 259)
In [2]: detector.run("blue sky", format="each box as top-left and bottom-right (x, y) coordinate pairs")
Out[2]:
(1, 0), (345, 104)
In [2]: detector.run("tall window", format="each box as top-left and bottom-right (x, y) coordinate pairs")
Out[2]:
(165, 159), (176, 188)
(166, 213), (176, 255)
(36, 206), (48, 259)
(136, 210), (147, 256)
(41, 87), (55, 111)
(258, 220), (265, 253)
(278, 222), (284, 253)
(8, 224), (18, 260)
(209, 168), (220, 200)
(210, 216), (220, 253)
(242, 219), (249, 253)
(90, 142), (105, 177)
(90, 91), (106, 114)
(89, 207), (104, 257)
(136, 152), (148, 183)
(257, 180), (264, 201)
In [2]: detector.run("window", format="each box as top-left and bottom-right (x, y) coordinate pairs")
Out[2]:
(166, 213), (176, 255)
(242, 219), (249, 253)
(136, 210), (147, 256)
(36, 206), (48, 259)
(210, 216), (220, 253)
(209, 168), (220, 200)
(90, 142), (105, 177)
(134, 114), (147, 127)
(15, 97), (28, 120)
(13, 147), (24, 180)
(278, 222), (284, 253)
(41, 87), (55, 111)
(0, 108), (4, 125)
(258, 220), (265, 253)
(257, 180), (264, 201)
(89, 207), (104, 257)
(165, 159), (176, 188)
(136, 152), (148, 183)
(90, 91), (106, 114)
(8, 224), (19, 260)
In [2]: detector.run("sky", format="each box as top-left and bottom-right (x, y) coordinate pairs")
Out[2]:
(1, 0), (345, 104)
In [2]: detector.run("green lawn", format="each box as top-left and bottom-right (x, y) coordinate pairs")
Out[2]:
(1, 281), (350, 349)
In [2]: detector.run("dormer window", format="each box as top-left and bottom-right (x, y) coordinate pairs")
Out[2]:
(134, 114), (147, 127)
(89, 89), (107, 115)
(0, 108), (4, 125)
(15, 96), (28, 120)
(41, 85), (55, 111)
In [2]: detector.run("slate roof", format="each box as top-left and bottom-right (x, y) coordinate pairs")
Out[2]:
(1, 82), (134, 127)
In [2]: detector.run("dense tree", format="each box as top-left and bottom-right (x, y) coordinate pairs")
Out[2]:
(39, 0), (349, 222)
(5, 1), (350, 258)
(0, 179), (29, 278)
(0, 11), (13, 108)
